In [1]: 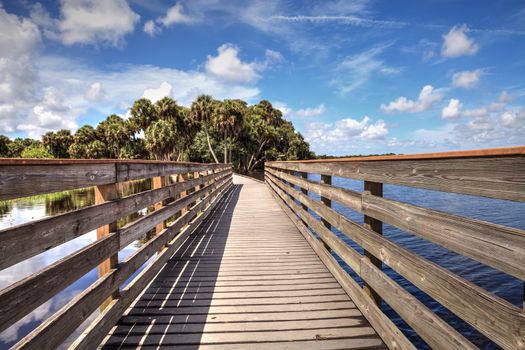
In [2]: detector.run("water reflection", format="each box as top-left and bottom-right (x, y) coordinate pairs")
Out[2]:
(0, 178), (157, 349)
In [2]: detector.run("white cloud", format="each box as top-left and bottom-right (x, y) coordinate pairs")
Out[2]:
(33, 0), (140, 46)
(442, 98), (462, 119)
(442, 25), (479, 57)
(84, 82), (104, 102)
(0, 7), (41, 134)
(381, 85), (442, 113)
(334, 44), (400, 95)
(205, 44), (282, 83)
(452, 69), (484, 89)
(142, 81), (173, 103)
(305, 116), (388, 153)
(143, 20), (159, 36)
(294, 104), (327, 118)
(159, 3), (195, 26)
(500, 109), (525, 128)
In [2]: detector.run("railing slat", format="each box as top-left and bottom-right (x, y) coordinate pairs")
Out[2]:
(13, 175), (232, 350)
(69, 179), (233, 350)
(0, 169), (229, 271)
(266, 177), (416, 350)
(0, 233), (119, 333)
(266, 170), (524, 349)
(268, 155), (525, 201)
(266, 167), (525, 281)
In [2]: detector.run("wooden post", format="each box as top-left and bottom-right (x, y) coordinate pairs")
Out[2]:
(363, 180), (383, 307)
(95, 183), (119, 310)
(298, 172), (308, 211)
(153, 176), (168, 234)
(179, 173), (188, 215)
(320, 175), (332, 251)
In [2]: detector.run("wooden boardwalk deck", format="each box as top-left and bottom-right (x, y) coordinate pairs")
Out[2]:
(101, 175), (386, 349)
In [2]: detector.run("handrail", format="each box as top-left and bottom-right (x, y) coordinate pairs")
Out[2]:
(0, 160), (233, 349)
(265, 146), (525, 350)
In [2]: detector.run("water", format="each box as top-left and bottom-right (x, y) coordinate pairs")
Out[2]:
(306, 174), (524, 349)
(1, 175), (523, 349)
(0, 180), (154, 349)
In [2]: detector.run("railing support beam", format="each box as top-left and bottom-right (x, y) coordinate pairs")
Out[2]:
(320, 174), (332, 251)
(95, 182), (119, 310)
(363, 180), (383, 307)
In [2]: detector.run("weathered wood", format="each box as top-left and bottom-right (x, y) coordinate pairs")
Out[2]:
(0, 233), (119, 333)
(360, 258), (476, 350)
(0, 169), (228, 271)
(119, 174), (230, 248)
(153, 176), (169, 233)
(268, 171), (525, 349)
(320, 174), (332, 251)
(95, 183), (119, 309)
(268, 166), (525, 281)
(266, 178), (414, 350)
(178, 173), (188, 215)
(15, 176), (233, 350)
(70, 180), (233, 350)
(0, 163), (116, 200)
(363, 180), (382, 307)
(268, 155), (525, 202)
(116, 162), (227, 182)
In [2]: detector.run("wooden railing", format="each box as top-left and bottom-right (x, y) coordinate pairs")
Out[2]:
(265, 146), (525, 350)
(0, 159), (232, 349)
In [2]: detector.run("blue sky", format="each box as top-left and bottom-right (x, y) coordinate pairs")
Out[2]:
(0, 0), (524, 155)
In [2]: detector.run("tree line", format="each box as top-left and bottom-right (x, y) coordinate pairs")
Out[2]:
(0, 95), (314, 172)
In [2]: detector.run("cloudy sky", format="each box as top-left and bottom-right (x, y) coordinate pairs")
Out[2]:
(1, 0), (524, 155)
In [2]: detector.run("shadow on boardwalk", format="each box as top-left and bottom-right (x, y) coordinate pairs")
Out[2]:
(103, 184), (241, 349)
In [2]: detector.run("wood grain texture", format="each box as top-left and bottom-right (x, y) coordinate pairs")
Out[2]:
(14, 175), (233, 350)
(94, 175), (384, 350)
(0, 169), (229, 271)
(268, 155), (525, 201)
(0, 233), (119, 333)
(266, 178), (413, 350)
(267, 166), (525, 280)
(267, 171), (525, 350)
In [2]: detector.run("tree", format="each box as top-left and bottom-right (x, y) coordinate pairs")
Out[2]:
(189, 95), (219, 163)
(68, 125), (103, 158)
(0, 135), (11, 157)
(145, 119), (177, 160)
(213, 99), (245, 164)
(96, 115), (131, 158)
(21, 145), (54, 158)
(42, 129), (73, 158)
(129, 98), (157, 133)
(8, 138), (40, 158)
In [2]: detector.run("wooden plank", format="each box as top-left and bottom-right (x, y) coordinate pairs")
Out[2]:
(0, 163), (116, 200)
(360, 258), (475, 350)
(362, 193), (525, 281)
(70, 180), (233, 350)
(0, 233), (119, 333)
(95, 183), (119, 309)
(153, 175), (169, 233)
(266, 179), (414, 350)
(119, 174), (230, 247)
(116, 163), (228, 182)
(14, 177), (233, 350)
(268, 173), (525, 350)
(269, 166), (525, 281)
(363, 180), (382, 307)
(267, 155), (525, 202)
(0, 169), (228, 271)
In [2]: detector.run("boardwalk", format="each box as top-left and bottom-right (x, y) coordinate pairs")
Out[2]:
(101, 175), (385, 349)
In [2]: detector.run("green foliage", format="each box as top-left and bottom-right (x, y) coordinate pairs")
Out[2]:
(42, 129), (73, 158)
(0, 135), (11, 157)
(20, 144), (54, 158)
(0, 95), (315, 168)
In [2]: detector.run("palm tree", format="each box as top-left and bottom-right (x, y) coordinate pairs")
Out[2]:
(189, 95), (219, 163)
(213, 99), (245, 164)
(129, 98), (157, 133)
(145, 119), (177, 160)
